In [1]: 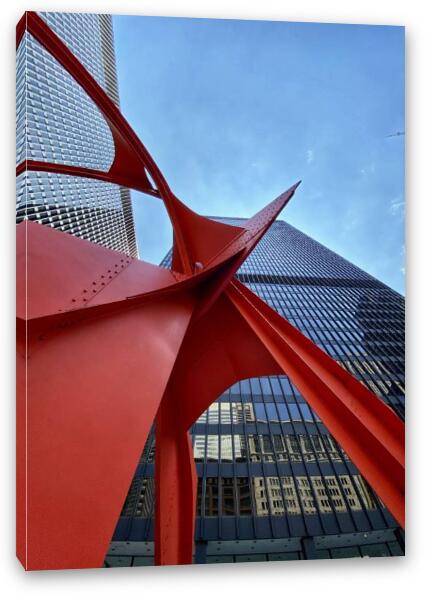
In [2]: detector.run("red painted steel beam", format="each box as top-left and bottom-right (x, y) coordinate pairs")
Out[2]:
(15, 202), (292, 568)
(16, 179), (302, 568)
(16, 221), (199, 570)
(18, 184), (299, 336)
(192, 182), (300, 320)
(16, 160), (161, 197)
(153, 293), (283, 564)
(154, 275), (404, 565)
(226, 279), (405, 527)
(155, 388), (198, 566)
(17, 291), (196, 570)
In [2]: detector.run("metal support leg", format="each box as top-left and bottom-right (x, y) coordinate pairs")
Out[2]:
(155, 391), (197, 566)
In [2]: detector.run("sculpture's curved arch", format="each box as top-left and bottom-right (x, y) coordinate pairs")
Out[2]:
(154, 288), (404, 564)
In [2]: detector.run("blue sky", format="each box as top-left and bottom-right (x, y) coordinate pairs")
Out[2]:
(113, 16), (405, 294)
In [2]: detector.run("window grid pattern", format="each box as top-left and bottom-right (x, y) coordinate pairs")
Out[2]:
(16, 12), (138, 257)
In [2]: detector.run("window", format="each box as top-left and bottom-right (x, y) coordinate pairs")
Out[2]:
(233, 434), (248, 462)
(265, 402), (279, 422)
(232, 402), (255, 423)
(220, 435), (233, 463)
(236, 478), (252, 515)
(252, 477), (269, 516)
(193, 435), (206, 462)
(206, 435), (219, 462)
(286, 435), (302, 461)
(196, 478), (203, 515)
(205, 478), (219, 516)
(299, 404), (314, 422)
(273, 434), (288, 461)
(281, 476), (301, 515)
(324, 476), (347, 512)
(288, 404), (302, 421)
(220, 403), (231, 424)
(239, 379), (251, 395)
(296, 476), (317, 515)
(248, 435), (261, 462)
(298, 434), (315, 462)
(322, 434), (342, 461)
(310, 434), (327, 461)
(276, 403), (290, 422)
(208, 403), (219, 424)
(230, 382), (240, 396)
(270, 377), (283, 396)
(352, 474), (377, 510)
(279, 377), (295, 400)
(260, 435), (274, 462)
(249, 377), (262, 396)
(266, 477), (285, 515)
(254, 403), (267, 422)
(260, 377), (273, 396)
(221, 478), (235, 515)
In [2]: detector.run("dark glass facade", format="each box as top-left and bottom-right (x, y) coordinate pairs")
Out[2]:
(107, 218), (405, 566)
(16, 12), (138, 257)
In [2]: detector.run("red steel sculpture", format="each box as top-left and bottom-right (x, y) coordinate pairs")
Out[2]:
(16, 12), (405, 571)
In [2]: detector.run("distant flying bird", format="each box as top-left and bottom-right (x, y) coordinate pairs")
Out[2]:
(386, 131), (405, 138)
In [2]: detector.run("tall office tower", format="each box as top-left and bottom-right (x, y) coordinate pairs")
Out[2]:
(107, 219), (405, 567)
(16, 12), (138, 257)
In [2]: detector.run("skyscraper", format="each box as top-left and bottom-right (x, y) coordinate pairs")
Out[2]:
(16, 12), (138, 257)
(107, 218), (405, 566)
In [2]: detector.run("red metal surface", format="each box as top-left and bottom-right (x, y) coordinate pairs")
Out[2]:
(16, 12), (405, 571)
(227, 280), (405, 527)
(155, 388), (198, 566)
(17, 223), (196, 570)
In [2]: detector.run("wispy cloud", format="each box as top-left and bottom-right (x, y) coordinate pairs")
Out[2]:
(343, 215), (360, 232)
(389, 197), (405, 216)
(250, 161), (267, 175)
(360, 162), (376, 176)
(306, 149), (314, 164)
